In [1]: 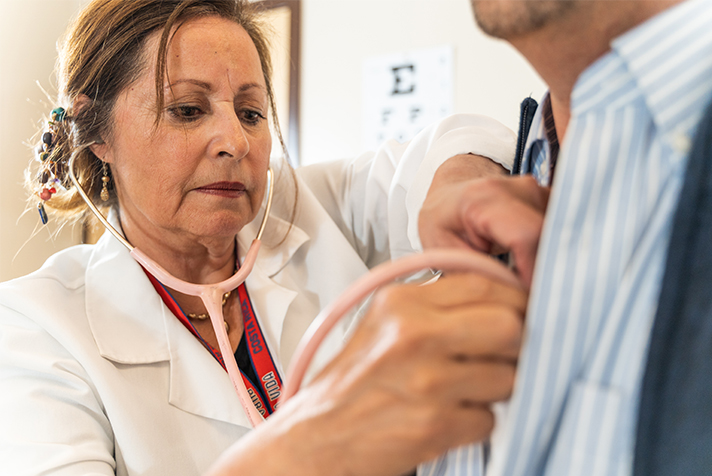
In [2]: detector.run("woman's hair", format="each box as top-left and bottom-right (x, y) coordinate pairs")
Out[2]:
(28, 0), (294, 227)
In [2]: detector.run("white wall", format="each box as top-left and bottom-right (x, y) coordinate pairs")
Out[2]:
(299, 0), (547, 165)
(0, 0), (546, 282)
(0, 1), (84, 283)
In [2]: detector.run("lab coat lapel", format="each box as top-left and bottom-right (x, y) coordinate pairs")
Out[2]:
(165, 313), (253, 429)
(85, 230), (253, 429)
(237, 213), (309, 368)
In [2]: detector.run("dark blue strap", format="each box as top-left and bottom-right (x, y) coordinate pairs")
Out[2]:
(512, 97), (538, 175)
(633, 98), (712, 475)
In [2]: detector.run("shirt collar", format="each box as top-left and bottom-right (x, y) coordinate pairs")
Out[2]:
(572, 0), (712, 156)
(521, 93), (551, 185)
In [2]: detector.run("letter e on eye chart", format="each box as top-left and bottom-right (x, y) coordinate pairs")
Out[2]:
(361, 46), (453, 150)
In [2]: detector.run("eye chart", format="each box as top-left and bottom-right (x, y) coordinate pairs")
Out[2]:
(362, 46), (454, 151)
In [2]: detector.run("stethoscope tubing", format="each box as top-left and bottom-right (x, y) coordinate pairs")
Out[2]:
(281, 248), (523, 404)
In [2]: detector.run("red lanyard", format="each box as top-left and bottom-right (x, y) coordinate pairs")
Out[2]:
(234, 279), (283, 412)
(142, 267), (283, 416)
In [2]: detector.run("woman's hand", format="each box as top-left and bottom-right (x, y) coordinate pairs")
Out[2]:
(419, 156), (549, 287)
(208, 272), (527, 476)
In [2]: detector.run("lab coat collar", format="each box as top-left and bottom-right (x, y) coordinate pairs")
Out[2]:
(85, 209), (309, 429)
(85, 226), (171, 365)
(237, 209), (310, 278)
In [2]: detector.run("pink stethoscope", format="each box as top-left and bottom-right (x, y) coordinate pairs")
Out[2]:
(69, 154), (521, 428)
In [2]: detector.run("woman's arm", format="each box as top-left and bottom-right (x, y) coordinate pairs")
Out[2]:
(297, 114), (516, 268)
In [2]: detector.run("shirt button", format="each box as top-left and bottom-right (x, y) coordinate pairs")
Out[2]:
(672, 130), (692, 155)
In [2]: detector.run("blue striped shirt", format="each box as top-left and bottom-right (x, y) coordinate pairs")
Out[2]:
(420, 0), (712, 475)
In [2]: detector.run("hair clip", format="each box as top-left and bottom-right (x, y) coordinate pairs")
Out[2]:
(50, 107), (66, 123)
(37, 203), (48, 225)
(36, 107), (66, 225)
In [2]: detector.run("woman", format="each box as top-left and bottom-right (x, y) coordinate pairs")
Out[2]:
(0, 0), (525, 474)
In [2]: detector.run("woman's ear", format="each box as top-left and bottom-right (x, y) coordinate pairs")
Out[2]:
(73, 94), (113, 163)
(89, 141), (110, 163)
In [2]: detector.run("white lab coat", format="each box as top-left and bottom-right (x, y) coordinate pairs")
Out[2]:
(0, 114), (515, 476)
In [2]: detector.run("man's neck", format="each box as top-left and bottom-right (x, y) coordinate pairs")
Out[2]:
(509, 0), (685, 141)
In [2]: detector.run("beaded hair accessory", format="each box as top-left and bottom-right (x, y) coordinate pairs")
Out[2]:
(36, 107), (66, 225)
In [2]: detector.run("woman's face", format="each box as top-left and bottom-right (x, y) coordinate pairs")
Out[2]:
(95, 16), (272, 245)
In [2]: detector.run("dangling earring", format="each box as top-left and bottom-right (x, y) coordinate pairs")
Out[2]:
(100, 162), (110, 202)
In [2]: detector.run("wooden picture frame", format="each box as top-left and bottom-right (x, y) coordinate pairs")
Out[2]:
(258, 0), (301, 165)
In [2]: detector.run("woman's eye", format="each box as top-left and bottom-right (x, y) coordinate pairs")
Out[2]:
(241, 109), (266, 125)
(168, 105), (204, 121)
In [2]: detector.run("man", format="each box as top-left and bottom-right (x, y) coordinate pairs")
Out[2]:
(419, 0), (712, 475)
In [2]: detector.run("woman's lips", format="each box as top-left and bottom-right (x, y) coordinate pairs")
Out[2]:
(195, 181), (246, 198)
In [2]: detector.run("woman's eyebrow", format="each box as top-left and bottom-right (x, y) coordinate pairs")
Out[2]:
(166, 79), (212, 91)
(239, 82), (267, 93)
(165, 80), (265, 94)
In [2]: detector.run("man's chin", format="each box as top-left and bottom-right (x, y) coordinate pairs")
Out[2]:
(471, 0), (578, 40)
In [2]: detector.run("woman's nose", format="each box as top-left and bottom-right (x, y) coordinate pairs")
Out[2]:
(210, 109), (250, 159)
